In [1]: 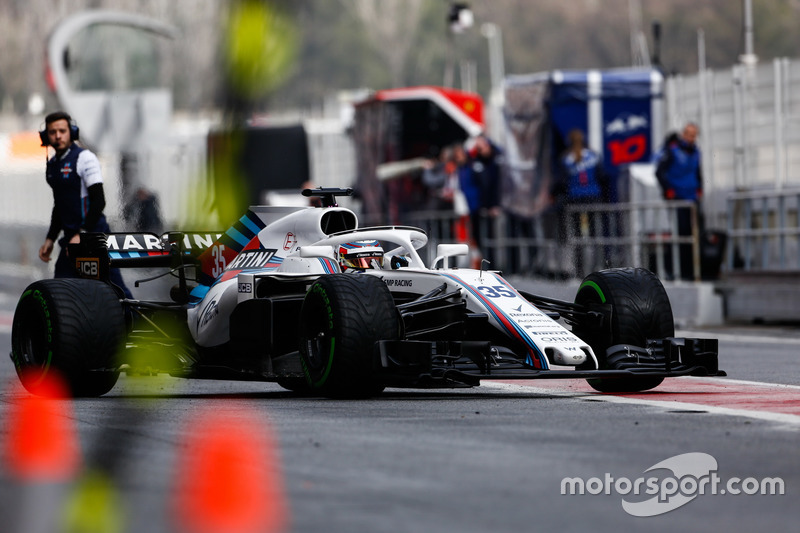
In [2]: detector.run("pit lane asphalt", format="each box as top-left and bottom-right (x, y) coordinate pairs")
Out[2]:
(0, 275), (797, 532)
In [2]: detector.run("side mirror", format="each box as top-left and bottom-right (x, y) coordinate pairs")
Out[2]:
(432, 243), (469, 269)
(299, 245), (336, 261)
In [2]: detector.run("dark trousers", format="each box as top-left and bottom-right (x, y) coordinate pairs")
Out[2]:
(675, 205), (695, 280)
(505, 213), (537, 274)
(558, 204), (609, 278)
(470, 211), (497, 267)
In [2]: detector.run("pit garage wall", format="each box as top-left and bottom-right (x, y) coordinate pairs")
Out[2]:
(666, 58), (800, 198)
(667, 58), (800, 276)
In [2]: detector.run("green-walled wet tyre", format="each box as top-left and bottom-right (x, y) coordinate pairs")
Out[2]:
(299, 274), (399, 398)
(574, 268), (673, 393)
(276, 376), (311, 394)
(11, 279), (126, 397)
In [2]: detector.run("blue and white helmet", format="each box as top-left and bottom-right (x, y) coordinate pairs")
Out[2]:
(337, 240), (384, 271)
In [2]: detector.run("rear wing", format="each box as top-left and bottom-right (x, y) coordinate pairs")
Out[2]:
(67, 231), (222, 280)
(106, 231), (222, 267)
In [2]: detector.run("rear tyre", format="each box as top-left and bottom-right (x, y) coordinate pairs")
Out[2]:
(11, 279), (126, 397)
(573, 268), (673, 393)
(299, 274), (399, 398)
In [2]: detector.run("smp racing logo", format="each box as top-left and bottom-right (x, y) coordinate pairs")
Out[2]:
(384, 279), (412, 287)
(605, 112), (648, 166)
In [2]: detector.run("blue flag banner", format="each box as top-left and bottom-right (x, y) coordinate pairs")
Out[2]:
(547, 68), (664, 201)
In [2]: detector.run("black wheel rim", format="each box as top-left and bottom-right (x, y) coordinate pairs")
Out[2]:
(301, 299), (335, 387)
(16, 306), (51, 369)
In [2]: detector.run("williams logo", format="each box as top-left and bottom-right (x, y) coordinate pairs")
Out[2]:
(198, 299), (219, 329)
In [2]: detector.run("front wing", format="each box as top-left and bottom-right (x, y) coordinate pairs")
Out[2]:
(374, 337), (723, 389)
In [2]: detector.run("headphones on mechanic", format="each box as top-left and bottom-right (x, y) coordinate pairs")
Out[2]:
(39, 112), (80, 147)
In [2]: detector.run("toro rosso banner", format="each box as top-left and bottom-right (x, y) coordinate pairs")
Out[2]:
(548, 68), (664, 201)
(502, 68), (664, 209)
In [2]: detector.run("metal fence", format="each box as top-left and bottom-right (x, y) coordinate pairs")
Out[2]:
(726, 188), (800, 271)
(401, 199), (708, 281)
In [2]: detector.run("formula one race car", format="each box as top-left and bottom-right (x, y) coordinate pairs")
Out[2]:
(10, 188), (723, 397)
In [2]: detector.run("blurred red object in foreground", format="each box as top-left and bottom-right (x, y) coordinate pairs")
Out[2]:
(173, 405), (288, 533)
(3, 372), (81, 481)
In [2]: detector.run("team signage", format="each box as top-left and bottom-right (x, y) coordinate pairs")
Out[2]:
(105, 233), (222, 253)
(75, 258), (100, 279)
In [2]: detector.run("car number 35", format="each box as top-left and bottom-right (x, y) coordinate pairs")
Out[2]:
(211, 245), (227, 278)
(477, 285), (515, 298)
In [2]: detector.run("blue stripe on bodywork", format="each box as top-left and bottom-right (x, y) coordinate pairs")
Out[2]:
(240, 215), (262, 236)
(226, 227), (249, 247)
(189, 284), (210, 302)
(318, 258), (335, 273)
(442, 273), (549, 369)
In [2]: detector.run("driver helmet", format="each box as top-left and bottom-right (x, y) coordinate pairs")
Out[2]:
(337, 240), (384, 271)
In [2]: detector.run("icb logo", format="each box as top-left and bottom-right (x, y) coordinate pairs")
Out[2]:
(76, 258), (99, 279)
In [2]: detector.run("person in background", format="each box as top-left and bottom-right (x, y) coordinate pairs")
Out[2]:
(656, 122), (703, 279)
(38, 110), (132, 297)
(653, 131), (679, 164)
(421, 145), (456, 212)
(465, 134), (503, 266)
(550, 128), (609, 276)
(421, 145), (462, 242)
(456, 141), (481, 224)
(124, 187), (164, 233)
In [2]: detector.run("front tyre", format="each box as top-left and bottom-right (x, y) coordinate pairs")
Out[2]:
(574, 268), (673, 393)
(276, 377), (311, 394)
(11, 279), (126, 397)
(299, 274), (399, 398)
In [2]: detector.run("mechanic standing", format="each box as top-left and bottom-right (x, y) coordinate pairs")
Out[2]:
(464, 134), (503, 267)
(550, 128), (609, 277)
(38, 110), (132, 297)
(655, 121), (703, 279)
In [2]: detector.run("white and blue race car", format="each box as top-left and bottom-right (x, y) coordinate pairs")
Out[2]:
(10, 188), (722, 397)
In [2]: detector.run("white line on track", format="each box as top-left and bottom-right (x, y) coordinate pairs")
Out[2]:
(483, 379), (800, 429)
(709, 376), (800, 390)
(678, 329), (800, 345)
